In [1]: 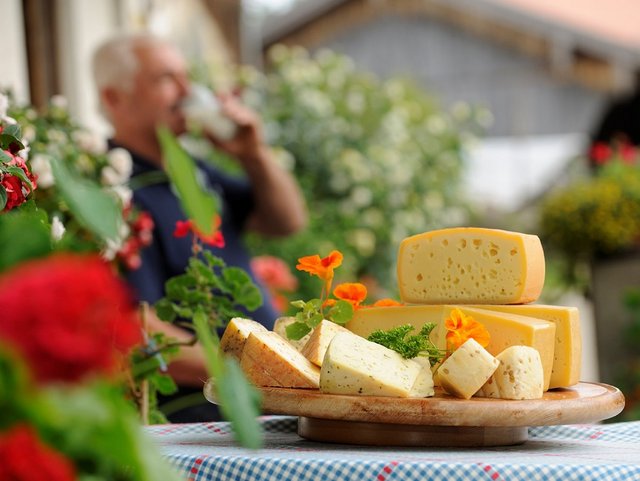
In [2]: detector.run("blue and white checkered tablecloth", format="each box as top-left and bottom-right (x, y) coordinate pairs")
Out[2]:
(146, 417), (640, 481)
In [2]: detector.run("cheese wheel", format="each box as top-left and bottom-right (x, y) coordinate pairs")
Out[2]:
(438, 338), (500, 399)
(273, 316), (311, 351)
(476, 346), (544, 400)
(300, 319), (351, 367)
(240, 331), (320, 388)
(219, 317), (268, 360)
(397, 227), (545, 304)
(471, 304), (581, 389)
(320, 331), (424, 397)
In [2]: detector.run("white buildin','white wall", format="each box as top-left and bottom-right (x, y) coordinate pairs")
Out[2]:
(1, 0), (29, 102)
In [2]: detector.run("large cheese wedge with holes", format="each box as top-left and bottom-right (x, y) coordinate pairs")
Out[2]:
(435, 306), (556, 390)
(219, 317), (268, 360)
(273, 316), (310, 351)
(300, 319), (351, 366)
(471, 305), (581, 389)
(438, 338), (500, 399)
(240, 331), (320, 388)
(476, 346), (544, 399)
(320, 331), (429, 397)
(397, 227), (545, 304)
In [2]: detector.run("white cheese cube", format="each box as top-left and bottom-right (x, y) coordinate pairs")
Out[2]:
(438, 338), (499, 399)
(476, 346), (544, 400)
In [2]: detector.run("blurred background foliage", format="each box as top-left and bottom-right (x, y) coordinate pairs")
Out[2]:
(194, 45), (490, 305)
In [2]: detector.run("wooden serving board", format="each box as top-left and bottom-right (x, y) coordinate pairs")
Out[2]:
(204, 381), (625, 447)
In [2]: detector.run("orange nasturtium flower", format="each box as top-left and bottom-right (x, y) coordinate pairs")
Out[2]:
(333, 282), (368, 309)
(296, 250), (343, 293)
(371, 298), (403, 307)
(444, 308), (490, 352)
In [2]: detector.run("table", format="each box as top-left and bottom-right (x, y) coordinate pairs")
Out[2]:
(147, 416), (640, 481)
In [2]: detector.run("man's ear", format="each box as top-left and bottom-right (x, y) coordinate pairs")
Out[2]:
(101, 86), (124, 111)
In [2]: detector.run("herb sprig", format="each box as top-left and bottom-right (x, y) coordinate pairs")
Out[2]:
(367, 323), (445, 366)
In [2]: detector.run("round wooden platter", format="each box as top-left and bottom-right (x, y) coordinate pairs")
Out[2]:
(204, 381), (625, 447)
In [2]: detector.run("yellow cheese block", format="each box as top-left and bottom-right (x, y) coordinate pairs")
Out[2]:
(346, 305), (444, 340)
(397, 227), (545, 304)
(437, 306), (556, 391)
(219, 317), (268, 360)
(476, 346), (544, 400)
(320, 331), (425, 397)
(273, 316), (311, 351)
(240, 331), (320, 388)
(438, 338), (500, 399)
(300, 319), (351, 367)
(470, 305), (581, 389)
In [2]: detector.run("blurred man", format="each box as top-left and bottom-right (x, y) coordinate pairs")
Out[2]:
(92, 33), (306, 421)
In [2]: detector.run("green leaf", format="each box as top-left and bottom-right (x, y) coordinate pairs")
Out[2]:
(290, 299), (306, 309)
(307, 312), (323, 328)
(328, 300), (354, 325)
(150, 372), (178, 395)
(50, 158), (122, 242)
(5, 165), (33, 192)
(0, 209), (52, 272)
(0, 149), (12, 163)
(0, 185), (6, 211)
(192, 307), (263, 448)
(157, 126), (219, 235)
(2, 123), (21, 139)
(223, 267), (263, 310)
(154, 299), (176, 322)
(285, 321), (312, 340)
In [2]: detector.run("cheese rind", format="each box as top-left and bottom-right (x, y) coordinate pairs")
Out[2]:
(240, 331), (320, 388)
(320, 332), (424, 397)
(437, 306), (556, 391)
(300, 319), (351, 366)
(437, 338), (499, 399)
(471, 305), (581, 389)
(397, 227), (545, 304)
(273, 316), (311, 351)
(219, 317), (268, 360)
(476, 346), (544, 400)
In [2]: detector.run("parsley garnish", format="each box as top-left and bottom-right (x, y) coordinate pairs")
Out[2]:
(367, 323), (444, 366)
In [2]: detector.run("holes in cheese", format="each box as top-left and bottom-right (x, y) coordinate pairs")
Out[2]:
(470, 305), (581, 389)
(300, 319), (351, 367)
(240, 331), (320, 389)
(397, 227), (545, 304)
(219, 317), (268, 360)
(475, 346), (544, 400)
(320, 331), (432, 397)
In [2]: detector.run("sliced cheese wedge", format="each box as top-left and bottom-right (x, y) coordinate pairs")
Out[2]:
(409, 366), (435, 398)
(476, 346), (544, 400)
(320, 331), (423, 397)
(219, 317), (268, 360)
(300, 319), (351, 367)
(273, 316), (311, 351)
(471, 304), (581, 389)
(240, 331), (320, 388)
(438, 338), (499, 399)
(436, 306), (556, 391)
(397, 227), (545, 304)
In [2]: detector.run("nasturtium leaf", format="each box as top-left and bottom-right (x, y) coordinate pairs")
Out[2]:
(328, 300), (354, 325)
(286, 321), (312, 340)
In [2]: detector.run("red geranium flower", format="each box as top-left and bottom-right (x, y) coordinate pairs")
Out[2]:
(173, 216), (225, 248)
(0, 254), (142, 384)
(0, 424), (76, 481)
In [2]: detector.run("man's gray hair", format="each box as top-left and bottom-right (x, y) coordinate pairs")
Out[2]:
(92, 32), (169, 92)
